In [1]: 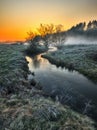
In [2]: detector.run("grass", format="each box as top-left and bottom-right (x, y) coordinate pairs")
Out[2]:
(0, 43), (96, 129)
(42, 44), (97, 82)
(0, 44), (29, 94)
(0, 94), (96, 130)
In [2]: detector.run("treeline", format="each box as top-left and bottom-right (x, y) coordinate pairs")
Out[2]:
(67, 20), (97, 38)
(26, 24), (65, 47)
(26, 20), (97, 51)
(26, 20), (97, 43)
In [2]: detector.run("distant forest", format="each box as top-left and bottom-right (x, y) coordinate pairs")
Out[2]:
(67, 20), (97, 38)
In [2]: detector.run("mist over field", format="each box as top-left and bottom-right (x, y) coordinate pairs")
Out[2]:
(65, 36), (97, 45)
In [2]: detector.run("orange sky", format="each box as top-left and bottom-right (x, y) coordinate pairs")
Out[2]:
(0, 0), (97, 41)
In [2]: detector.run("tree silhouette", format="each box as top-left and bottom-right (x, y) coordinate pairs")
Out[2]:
(26, 30), (37, 41)
(37, 24), (55, 37)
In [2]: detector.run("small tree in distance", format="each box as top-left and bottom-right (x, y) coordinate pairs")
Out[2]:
(37, 24), (55, 37)
(26, 30), (37, 41)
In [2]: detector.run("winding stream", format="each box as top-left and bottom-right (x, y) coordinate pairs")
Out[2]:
(26, 49), (97, 106)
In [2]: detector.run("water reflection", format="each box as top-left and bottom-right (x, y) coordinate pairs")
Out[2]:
(26, 51), (97, 121)
(32, 55), (41, 68)
(26, 54), (97, 105)
(26, 54), (49, 71)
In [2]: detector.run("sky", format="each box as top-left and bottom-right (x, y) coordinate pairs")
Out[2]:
(0, 0), (97, 41)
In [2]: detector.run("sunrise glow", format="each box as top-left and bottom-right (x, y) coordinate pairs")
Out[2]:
(0, 0), (97, 41)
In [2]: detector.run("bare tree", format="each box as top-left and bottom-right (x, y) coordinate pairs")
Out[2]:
(26, 30), (37, 41)
(55, 24), (64, 33)
(51, 24), (65, 46)
(37, 24), (55, 37)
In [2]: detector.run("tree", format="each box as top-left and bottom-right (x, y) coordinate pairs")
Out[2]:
(36, 24), (55, 47)
(55, 24), (64, 33)
(26, 24), (65, 47)
(37, 24), (55, 37)
(26, 30), (37, 41)
(52, 25), (65, 46)
(26, 35), (48, 55)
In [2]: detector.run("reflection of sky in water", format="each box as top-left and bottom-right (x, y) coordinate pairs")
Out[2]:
(26, 54), (97, 104)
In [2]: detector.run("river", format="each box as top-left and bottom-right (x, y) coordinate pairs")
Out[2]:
(26, 49), (97, 108)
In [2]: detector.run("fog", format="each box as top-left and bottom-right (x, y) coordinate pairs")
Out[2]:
(65, 36), (97, 45)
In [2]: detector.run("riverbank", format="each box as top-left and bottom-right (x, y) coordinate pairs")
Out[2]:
(25, 36), (49, 56)
(42, 44), (97, 82)
(0, 44), (29, 95)
(0, 44), (96, 130)
(26, 44), (48, 56)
